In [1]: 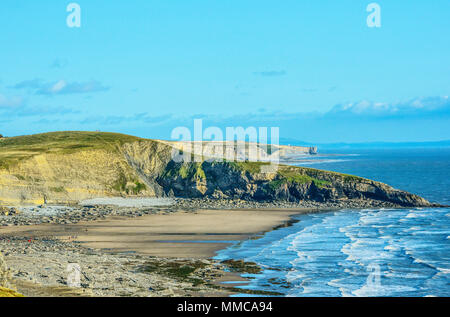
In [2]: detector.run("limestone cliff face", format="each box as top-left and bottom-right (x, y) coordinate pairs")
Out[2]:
(0, 132), (434, 207)
(121, 140), (174, 197)
(0, 148), (142, 205)
(0, 137), (173, 205)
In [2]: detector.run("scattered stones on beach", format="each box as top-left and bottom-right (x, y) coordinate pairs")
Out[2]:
(0, 237), (231, 297)
(80, 197), (175, 208)
(0, 207), (20, 217)
(175, 197), (407, 211)
(0, 197), (409, 227)
(0, 205), (170, 227)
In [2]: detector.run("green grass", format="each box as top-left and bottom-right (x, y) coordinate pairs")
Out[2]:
(268, 179), (287, 190)
(273, 167), (332, 188)
(132, 181), (147, 194)
(112, 171), (147, 195)
(163, 162), (206, 181)
(0, 131), (140, 148)
(179, 165), (190, 179)
(228, 161), (271, 174)
(342, 174), (363, 182)
(0, 131), (142, 170)
(278, 165), (366, 185)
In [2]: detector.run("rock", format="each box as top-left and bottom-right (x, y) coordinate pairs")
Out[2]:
(158, 162), (434, 208)
(9, 208), (20, 215)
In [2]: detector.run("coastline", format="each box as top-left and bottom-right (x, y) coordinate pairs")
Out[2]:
(1, 208), (305, 258)
(0, 206), (314, 297)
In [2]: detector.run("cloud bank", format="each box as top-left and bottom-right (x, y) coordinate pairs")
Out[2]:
(328, 96), (450, 118)
(12, 79), (109, 95)
(2, 96), (449, 143)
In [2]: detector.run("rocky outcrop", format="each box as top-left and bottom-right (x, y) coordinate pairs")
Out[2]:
(157, 161), (434, 208)
(0, 132), (436, 207)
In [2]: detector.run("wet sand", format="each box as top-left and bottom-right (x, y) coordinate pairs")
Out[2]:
(1, 208), (309, 258)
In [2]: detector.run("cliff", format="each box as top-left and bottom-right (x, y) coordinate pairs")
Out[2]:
(0, 131), (434, 207)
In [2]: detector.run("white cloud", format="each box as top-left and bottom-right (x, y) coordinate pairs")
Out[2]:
(37, 80), (109, 95)
(50, 80), (67, 93)
(12, 79), (109, 95)
(0, 94), (24, 108)
(329, 96), (450, 117)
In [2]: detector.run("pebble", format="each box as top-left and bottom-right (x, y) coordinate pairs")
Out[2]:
(0, 237), (227, 297)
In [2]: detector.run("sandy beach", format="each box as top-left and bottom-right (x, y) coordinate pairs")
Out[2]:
(0, 207), (312, 296)
(1, 208), (304, 258)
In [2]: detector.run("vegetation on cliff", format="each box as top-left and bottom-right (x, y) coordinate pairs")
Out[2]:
(158, 160), (432, 207)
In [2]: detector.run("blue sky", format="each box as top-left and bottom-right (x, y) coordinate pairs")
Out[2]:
(0, 0), (449, 143)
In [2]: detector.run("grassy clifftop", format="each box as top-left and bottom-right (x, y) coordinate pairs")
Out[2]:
(0, 131), (141, 170)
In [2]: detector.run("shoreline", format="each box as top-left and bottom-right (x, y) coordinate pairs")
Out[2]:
(1, 208), (305, 258)
(1, 195), (427, 228)
(1, 197), (440, 297)
(0, 206), (315, 297)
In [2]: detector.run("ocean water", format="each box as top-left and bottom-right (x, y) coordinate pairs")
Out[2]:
(215, 148), (450, 297)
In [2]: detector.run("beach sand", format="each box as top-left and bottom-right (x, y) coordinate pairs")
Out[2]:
(0, 208), (313, 297)
(1, 208), (307, 258)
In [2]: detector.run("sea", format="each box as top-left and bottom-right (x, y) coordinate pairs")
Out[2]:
(214, 148), (450, 297)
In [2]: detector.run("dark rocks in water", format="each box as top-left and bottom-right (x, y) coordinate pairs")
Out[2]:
(221, 259), (262, 274)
